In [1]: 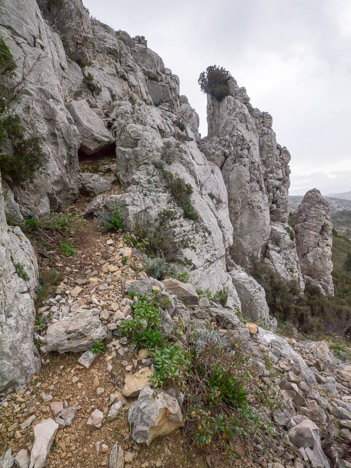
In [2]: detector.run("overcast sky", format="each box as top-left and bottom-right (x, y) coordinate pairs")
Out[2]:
(84, 0), (351, 196)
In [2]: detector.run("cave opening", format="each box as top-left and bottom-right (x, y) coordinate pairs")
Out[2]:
(78, 142), (116, 163)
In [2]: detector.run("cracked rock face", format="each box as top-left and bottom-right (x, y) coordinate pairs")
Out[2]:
(0, 176), (39, 392)
(292, 189), (334, 295)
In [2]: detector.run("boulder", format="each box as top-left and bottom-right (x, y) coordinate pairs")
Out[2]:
(230, 265), (272, 327)
(122, 368), (153, 397)
(41, 308), (107, 353)
(128, 386), (184, 445)
(29, 419), (59, 468)
(66, 100), (114, 156)
(80, 173), (113, 196)
(292, 189), (334, 295)
(162, 279), (199, 305)
(124, 278), (164, 296)
(109, 444), (124, 468)
(288, 419), (330, 468)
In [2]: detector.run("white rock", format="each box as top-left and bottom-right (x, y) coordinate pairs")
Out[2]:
(87, 409), (104, 429)
(14, 449), (29, 468)
(29, 418), (59, 468)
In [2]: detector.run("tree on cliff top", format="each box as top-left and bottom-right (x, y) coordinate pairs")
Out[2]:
(198, 65), (232, 102)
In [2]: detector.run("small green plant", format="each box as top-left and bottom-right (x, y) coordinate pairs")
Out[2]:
(150, 344), (191, 387)
(120, 293), (164, 348)
(83, 72), (102, 96)
(59, 240), (76, 256)
(285, 225), (295, 241)
(196, 288), (228, 306)
(168, 271), (190, 283)
(174, 119), (185, 132)
(24, 218), (39, 230)
(35, 314), (45, 331)
(128, 95), (136, 105)
(90, 342), (105, 355)
(330, 343), (350, 360)
(35, 269), (62, 311)
(102, 209), (123, 232)
(13, 261), (29, 280)
(121, 256), (128, 265)
(205, 365), (247, 408)
(34, 337), (43, 350)
(34, 211), (85, 235)
(162, 171), (199, 221)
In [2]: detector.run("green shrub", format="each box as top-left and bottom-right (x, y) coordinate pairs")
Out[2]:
(90, 342), (105, 355)
(162, 171), (199, 221)
(198, 65), (232, 102)
(145, 257), (170, 280)
(58, 240), (76, 256)
(150, 344), (191, 387)
(168, 271), (190, 283)
(0, 37), (16, 78)
(83, 72), (102, 96)
(128, 95), (136, 105)
(120, 293), (164, 348)
(13, 261), (29, 280)
(205, 365), (247, 408)
(196, 288), (228, 306)
(102, 209), (123, 232)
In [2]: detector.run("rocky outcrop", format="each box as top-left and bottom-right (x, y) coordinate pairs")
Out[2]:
(292, 189), (334, 295)
(0, 176), (39, 392)
(200, 78), (305, 294)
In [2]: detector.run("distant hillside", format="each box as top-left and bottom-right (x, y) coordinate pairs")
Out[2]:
(327, 190), (351, 201)
(289, 195), (351, 214)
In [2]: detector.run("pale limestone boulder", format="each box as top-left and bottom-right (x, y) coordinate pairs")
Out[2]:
(122, 368), (153, 397)
(41, 308), (107, 353)
(229, 265), (272, 328)
(66, 100), (114, 156)
(29, 419), (59, 468)
(162, 279), (199, 305)
(128, 386), (184, 445)
(292, 189), (334, 295)
(0, 177), (39, 392)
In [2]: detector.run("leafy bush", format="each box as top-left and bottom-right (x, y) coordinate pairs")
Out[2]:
(120, 293), (164, 348)
(83, 72), (102, 96)
(198, 65), (232, 102)
(102, 209), (124, 232)
(205, 365), (247, 408)
(162, 171), (199, 221)
(90, 342), (105, 355)
(58, 240), (76, 256)
(284, 225), (295, 240)
(145, 257), (170, 280)
(30, 212), (85, 235)
(150, 344), (191, 387)
(0, 37), (16, 79)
